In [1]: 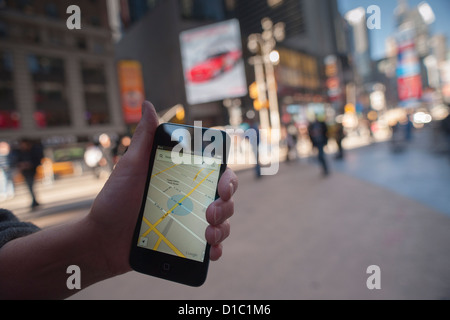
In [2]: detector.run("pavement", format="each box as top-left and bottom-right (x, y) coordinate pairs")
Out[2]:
(4, 173), (107, 229)
(1, 125), (449, 300)
(333, 124), (450, 217)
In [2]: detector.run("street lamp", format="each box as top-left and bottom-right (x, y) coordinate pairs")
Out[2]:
(247, 17), (285, 134)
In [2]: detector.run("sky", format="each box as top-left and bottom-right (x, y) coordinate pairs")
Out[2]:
(337, 0), (450, 60)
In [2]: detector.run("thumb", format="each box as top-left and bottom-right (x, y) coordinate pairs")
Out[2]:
(124, 101), (159, 163)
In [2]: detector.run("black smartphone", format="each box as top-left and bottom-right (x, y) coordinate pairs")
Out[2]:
(130, 123), (229, 286)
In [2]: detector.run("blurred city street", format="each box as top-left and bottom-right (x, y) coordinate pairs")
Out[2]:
(2, 126), (448, 300)
(334, 124), (450, 216)
(1, 0), (450, 301)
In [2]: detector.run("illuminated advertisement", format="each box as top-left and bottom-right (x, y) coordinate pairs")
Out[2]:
(180, 19), (247, 105)
(324, 55), (341, 102)
(118, 60), (145, 124)
(396, 28), (422, 104)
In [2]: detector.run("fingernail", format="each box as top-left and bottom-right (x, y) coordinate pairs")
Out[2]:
(229, 182), (234, 197)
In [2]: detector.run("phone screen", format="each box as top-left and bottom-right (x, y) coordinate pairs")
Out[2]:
(136, 145), (222, 263)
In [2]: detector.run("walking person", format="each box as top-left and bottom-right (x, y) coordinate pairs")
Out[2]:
(308, 115), (330, 176)
(13, 139), (44, 209)
(0, 142), (15, 201)
(333, 121), (345, 160)
(243, 117), (261, 178)
(286, 123), (299, 162)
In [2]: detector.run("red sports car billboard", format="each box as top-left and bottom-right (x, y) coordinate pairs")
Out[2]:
(180, 19), (247, 105)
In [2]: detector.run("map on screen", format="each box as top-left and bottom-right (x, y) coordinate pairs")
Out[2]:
(137, 147), (221, 262)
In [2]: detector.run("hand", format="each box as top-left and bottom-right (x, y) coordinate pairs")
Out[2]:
(87, 101), (238, 276)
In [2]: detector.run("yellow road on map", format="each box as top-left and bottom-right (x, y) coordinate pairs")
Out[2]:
(141, 168), (215, 237)
(138, 148), (221, 262)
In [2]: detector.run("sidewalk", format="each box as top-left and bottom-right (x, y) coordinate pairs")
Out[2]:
(0, 173), (107, 228)
(2, 128), (449, 299)
(333, 125), (450, 217)
(68, 162), (450, 300)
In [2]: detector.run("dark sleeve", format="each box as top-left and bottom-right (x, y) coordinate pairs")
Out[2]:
(0, 209), (40, 249)
(323, 122), (328, 136)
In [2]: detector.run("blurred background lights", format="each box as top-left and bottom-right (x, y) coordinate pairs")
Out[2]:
(413, 111), (432, 124)
(418, 2), (436, 25)
(269, 50), (280, 64)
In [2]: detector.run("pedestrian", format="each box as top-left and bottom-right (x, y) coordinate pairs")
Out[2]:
(308, 115), (330, 176)
(286, 123), (299, 162)
(405, 113), (414, 142)
(0, 142), (15, 201)
(243, 116), (261, 178)
(98, 133), (115, 173)
(441, 112), (450, 156)
(113, 135), (131, 164)
(333, 121), (345, 160)
(390, 119), (404, 153)
(0, 101), (238, 299)
(13, 139), (43, 209)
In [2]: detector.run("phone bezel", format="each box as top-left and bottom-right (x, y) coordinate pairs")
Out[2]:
(129, 123), (229, 287)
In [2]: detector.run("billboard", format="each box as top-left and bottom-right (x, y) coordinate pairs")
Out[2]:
(180, 19), (247, 105)
(324, 55), (342, 102)
(396, 28), (422, 105)
(118, 60), (145, 124)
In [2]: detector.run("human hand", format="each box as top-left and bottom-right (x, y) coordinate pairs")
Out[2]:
(87, 101), (237, 276)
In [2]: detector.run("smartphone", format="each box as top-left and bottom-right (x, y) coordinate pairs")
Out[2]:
(129, 123), (229, 286)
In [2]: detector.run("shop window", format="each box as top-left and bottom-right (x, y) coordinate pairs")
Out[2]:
(81, 62), (110, 125)
(44, 3), (59, 19)
(28, 54), (70, 127)
(0, 51), (19, 129)
(0, 20), (10, 39)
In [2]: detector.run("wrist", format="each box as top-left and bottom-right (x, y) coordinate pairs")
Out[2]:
(0, 216), (115, 299)
(77, 216), (121, 280)
(82, 213), (133, 278)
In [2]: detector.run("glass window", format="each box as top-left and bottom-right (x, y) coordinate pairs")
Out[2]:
(28, 54), (70, 128)
(20, 24), (41, 44)
(81, 62), (110, 125)
(0, 20), (10, 39)
(180, 0), (226, 21)
(47, 30), (64, 47)
(17, 0), (34, 14)
(44, 3), (59, 19)
(0, 51), (19, 129)
(76, 37), (87, 50)
(128, 0), (161, 23)
(92, 39), (106, 54)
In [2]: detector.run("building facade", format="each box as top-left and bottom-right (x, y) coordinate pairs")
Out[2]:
(115, 0), (350, 126)
(0, 0), (124, 143)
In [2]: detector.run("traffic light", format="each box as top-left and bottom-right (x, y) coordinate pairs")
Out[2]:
(175, 106), (185, 121)
(253, 99), (269, 111)
(249, 82), (269, 111)
(249, 82), (258, 100)
(344, 103), (355, 114)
